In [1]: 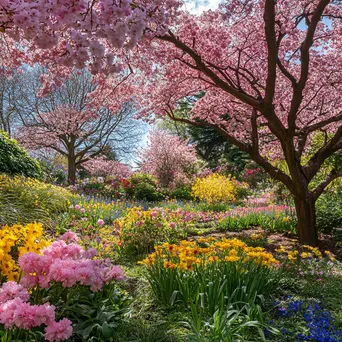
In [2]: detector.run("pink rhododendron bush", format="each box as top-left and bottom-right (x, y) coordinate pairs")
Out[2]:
(0, 231), (127, 342)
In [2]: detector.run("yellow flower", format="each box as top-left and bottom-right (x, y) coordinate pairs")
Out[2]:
(225, 255), (240, 262)
(300, 252), (310, 259)
(287, 251), (298, 261)
(191, 173), (239, 204)
(208, 255), (219, 263)
(275, 245), (286, 253)
(163, 261), (177, 269)
(0, 223), (50, 281)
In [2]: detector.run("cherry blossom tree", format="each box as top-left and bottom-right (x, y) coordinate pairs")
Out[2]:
(139, 129), (198, 188)
(0, 37), (30, 136)
(134, 0), (342, 245)
(83, 156), (132, 178)
(18, 70), (140, 184)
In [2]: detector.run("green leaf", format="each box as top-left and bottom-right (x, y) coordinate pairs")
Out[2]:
(102, 322), (115, 339)
(81, 323), (98, 338)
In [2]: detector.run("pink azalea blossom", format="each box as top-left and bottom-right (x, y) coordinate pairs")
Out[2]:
(44, 318), (73, 342)
(97, 219), (105, 226)
(59, 231), (79, 243)
(0, 282), (30, 304)
(19, 238), (125, 292)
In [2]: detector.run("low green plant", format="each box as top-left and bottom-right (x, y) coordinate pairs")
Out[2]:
(186, 299), (274, 342)
(115, 207), (185, 255)
(217, 208), (295, 232)
(0, 174), (73, 228)
(197, 201), (232, 212)
(64, 284), (130, 341)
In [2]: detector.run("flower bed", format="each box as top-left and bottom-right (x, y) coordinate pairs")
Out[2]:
(0, 226), (127, 342)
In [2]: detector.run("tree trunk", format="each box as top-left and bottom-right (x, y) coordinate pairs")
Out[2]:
(68, 156), (76, 185)
(293, 194), (318, 245)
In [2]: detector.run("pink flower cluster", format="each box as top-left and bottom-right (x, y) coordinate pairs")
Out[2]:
(19, 236), (125, 292)
(83, 156), (132, 178)
(0, 282), (72, 341)
(244, 192), (276, 207)
(0, 1), (180, 73)
(139, 130), (198, 188)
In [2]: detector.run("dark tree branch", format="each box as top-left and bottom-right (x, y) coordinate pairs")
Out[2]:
(313, 169), (342, 200)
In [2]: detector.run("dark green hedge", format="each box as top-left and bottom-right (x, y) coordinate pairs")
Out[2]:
(0, 131), (43, 179)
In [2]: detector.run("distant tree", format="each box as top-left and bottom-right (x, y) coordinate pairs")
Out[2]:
(0, 72), (22, 136)
(0, 37), (29, 136)
(18, 70), (141, 184)
(140, 130), (198, 188)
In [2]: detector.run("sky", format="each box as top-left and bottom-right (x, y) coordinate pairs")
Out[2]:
(186, 0), (221, 13)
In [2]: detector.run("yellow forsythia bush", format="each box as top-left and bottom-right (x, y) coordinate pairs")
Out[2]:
(0, 222), (50, 281)
(191, 173), (237, 204)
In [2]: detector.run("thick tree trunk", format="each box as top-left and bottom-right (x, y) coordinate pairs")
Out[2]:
(67, 156), (76, 185)
(293, 194), (318, 245)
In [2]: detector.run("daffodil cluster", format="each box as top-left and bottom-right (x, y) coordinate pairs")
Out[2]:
(275, 244), (330, 262)
(141, 237), (279, 270)
(141, 237), (279, 309)
(0, 223), (50, 281)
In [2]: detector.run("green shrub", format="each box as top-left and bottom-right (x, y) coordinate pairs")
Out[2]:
(0, 131), (43, 179)
(127, 173), (163, 201)
(316, 188), (342, 233)
(169, 184), (193, 200)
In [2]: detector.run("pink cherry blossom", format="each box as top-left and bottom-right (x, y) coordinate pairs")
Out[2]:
(83, 156), (132, 178)
(0, 1), (181, 73)
(132, 1), (342, 245)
